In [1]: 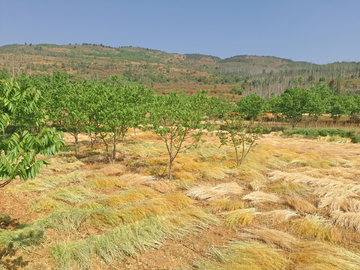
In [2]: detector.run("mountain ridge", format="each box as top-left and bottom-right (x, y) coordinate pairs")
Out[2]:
(1, 43), (359, 99)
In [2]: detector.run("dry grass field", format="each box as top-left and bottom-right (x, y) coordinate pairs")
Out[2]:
(2, 130), (360, 269)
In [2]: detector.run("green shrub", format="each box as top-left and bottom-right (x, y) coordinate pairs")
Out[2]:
(351, 135), (360, 143)
(283, 128), (360, 143)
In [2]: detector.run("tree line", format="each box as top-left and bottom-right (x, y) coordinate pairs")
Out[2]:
(237, 83), (360, 128)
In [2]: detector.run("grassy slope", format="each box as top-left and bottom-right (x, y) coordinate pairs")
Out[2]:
(2, 130), (360, 269)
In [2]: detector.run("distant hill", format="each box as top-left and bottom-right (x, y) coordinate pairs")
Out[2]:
(0, 43), (359, 99)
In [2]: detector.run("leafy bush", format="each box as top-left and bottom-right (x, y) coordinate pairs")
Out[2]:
(230, 86), (242, 95)
(351, 135), (360, 143)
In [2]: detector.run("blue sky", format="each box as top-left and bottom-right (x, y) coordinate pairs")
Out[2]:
(0, 0), (359, 64)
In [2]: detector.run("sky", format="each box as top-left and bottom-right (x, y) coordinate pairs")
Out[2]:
(0, 0), (359, 64)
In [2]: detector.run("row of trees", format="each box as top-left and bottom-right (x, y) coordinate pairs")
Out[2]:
(237, 83), (360, 128)
(3, 71), (358, 185)
(1, 72), (268, 183)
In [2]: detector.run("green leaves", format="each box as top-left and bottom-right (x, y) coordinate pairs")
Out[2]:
(89, 79), (155, 159)
(236, 93), (266, 120)
(0, 78), (64, 187)
(216, 113), (268, 166)
(329, 95), (352, 121)
(145, 91), (214, 178)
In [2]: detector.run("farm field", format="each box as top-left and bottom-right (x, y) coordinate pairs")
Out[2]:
(2, 131), (360, 269)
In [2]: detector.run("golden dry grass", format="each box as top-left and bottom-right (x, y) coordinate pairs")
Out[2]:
(143, 180), (177, 193)
(314, 186), (359, 199)
(284, 197), (317, 213)
(87, 209), (121, 227)
(242, 191), (280, 204)
(207, 199), (244, 211)
(46, 159), (85, 172)
(343, 198), (360, 212)
(222, 208), (259, 229)
(269, 181), (312, 195)
(124, 141), (167, 158)
(237, 167), (268, 182)
(76, 200), (104, 210)
(191, 240), (289, 270)
(172, 170), (197, 181)
(5, 132), (360, 269)
(317, 135), (352, 143)
(96, 187), (158, 208)
(291, 241), (360, 270)
(261, 209), (298, 224)
(172, 178), (196, 190)
(114, 204), (162, 224)
(97, 163), (127, 176)
(241, 227), (299, 251)
(186, 182), (243, 201)
(8, 170), (85, 192)
(330, 211), (360, 231)
(118, 173), (154, 185)
(50, 186), (97, 204)
(318, 197), (360, 212)
(30, 197), (66, 213)
(112, 193), (193, 224)
(292, 215), (340, 242)
(269, 170), (359, 192)
(198, 165), (229, 179)
(84, 176), (129, 189)
(248, 180), (265, 191)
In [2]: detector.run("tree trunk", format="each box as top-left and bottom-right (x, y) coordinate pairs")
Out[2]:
(74, 132), (79, 153)
(232, 135), (239, 166)
(101, 136), (109, 152)
(239, 140), (246, 166)
(169, 157), (173, 179)
(90, 131), (94, 149)
(113, 132), (117, 161)
(0, 179), (11, 188)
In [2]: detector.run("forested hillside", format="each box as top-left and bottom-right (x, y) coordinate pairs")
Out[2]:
(1, 43), (360, 99)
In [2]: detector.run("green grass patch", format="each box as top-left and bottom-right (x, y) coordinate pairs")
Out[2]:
(283, 128), (360, 143)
